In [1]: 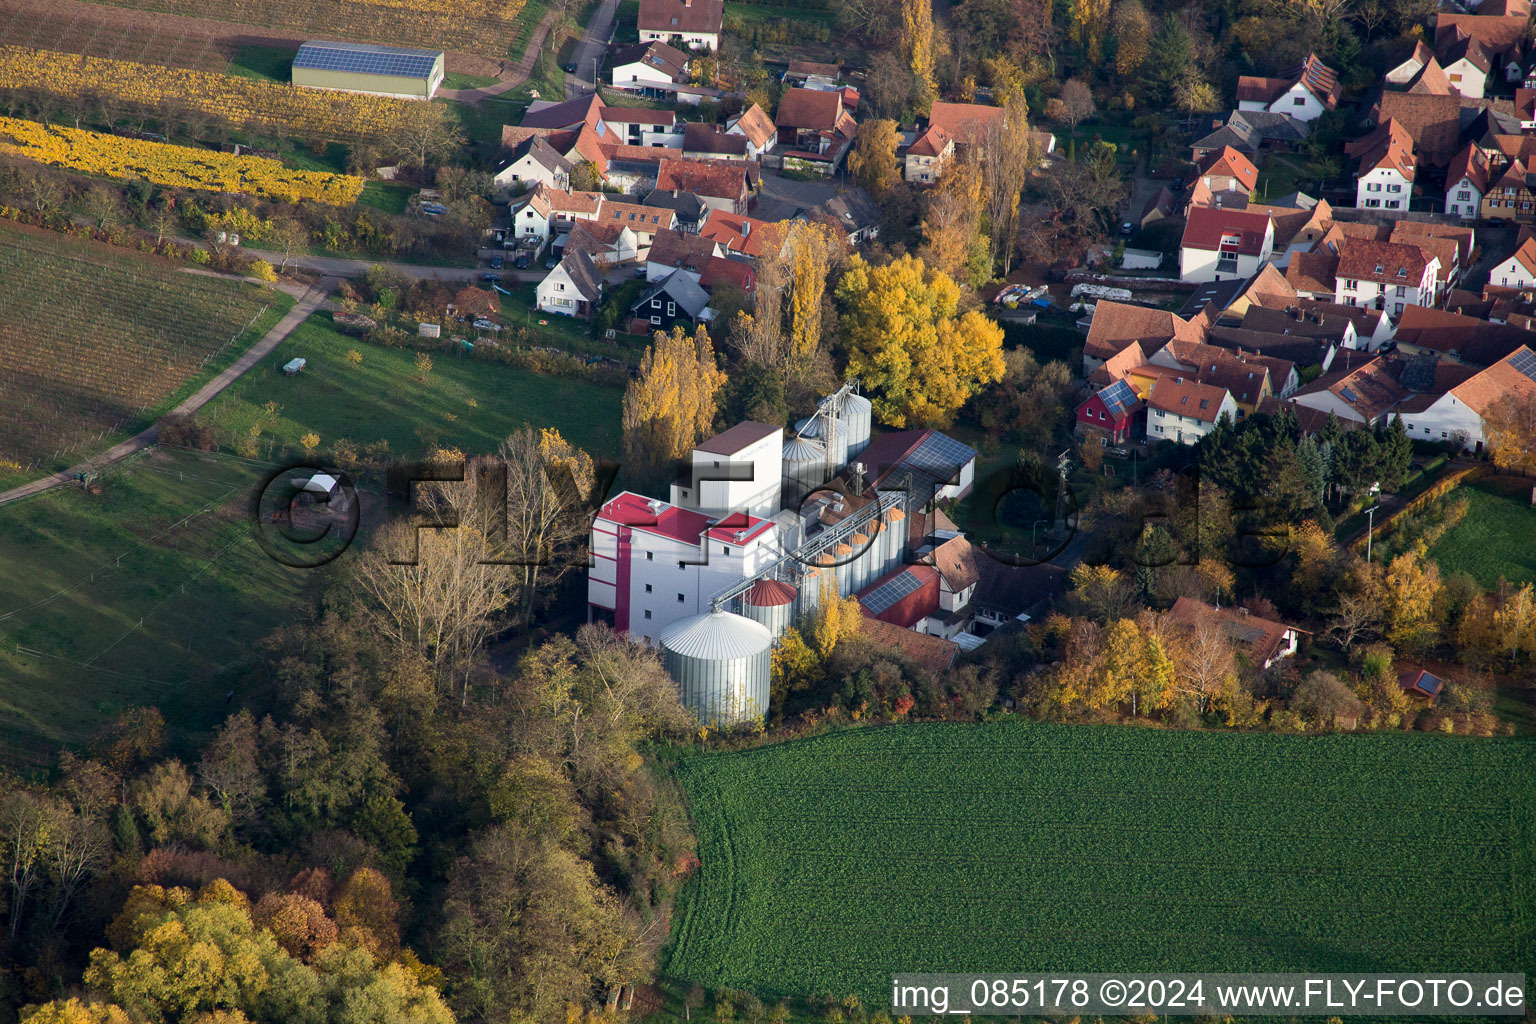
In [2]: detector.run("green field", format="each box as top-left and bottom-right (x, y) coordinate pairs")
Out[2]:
(199, 313), (623, 462)
(227, 44), (295, 82)
(0, 222), (290, 475)
(666, 723), (1536, 1001)
(0, 447), (324, 766)
(1428, 477), (1536, 587)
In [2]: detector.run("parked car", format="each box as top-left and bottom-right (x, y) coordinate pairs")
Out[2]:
(1170, 177), (1185, 192)
(1119, 221), (1134, 236)
(545, 257), (560, 270)
(489, 256), (503, 270)
(564, 62), (577, 73)
(633, 266), (648, 278)
(479, 273), (501, 283)
(514, 253), (530, 269)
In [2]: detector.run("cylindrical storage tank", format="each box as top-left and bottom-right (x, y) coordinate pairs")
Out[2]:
(884, 508), (907, 570)
(740, 578), (797, 639)
(781, 436), (828, 509)
(794, 415), (820, 437)
(833, 542), (854, 597)
(864, 520), (887, 580)
(824, 417), (848, 471)
(841, 392), (872, 460)
(847, 531), (872, 593)
(660, 610), (772, 726)
(800, 565), (826, 618)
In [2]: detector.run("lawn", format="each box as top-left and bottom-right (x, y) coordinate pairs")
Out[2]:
(723, 1), (835, 24)
(665, 723), (1536, 1003)
(1428, 476), (1536, 587)
(358, 180), (414, 216)
(0, 446), (324, 766)
(198, 313), (624, 461)
(226, 43), (295, 82)
(1256, 153), (1310, 203)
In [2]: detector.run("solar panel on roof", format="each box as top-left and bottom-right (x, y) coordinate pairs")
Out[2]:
(1510, 347), (1536, 383)
(860, 569), (923, 615)
(294, 42), (440, 79)
(904, 432), (978, 479)
(1100, 379), (1138, 418)
(1340, 386), (1359, 403)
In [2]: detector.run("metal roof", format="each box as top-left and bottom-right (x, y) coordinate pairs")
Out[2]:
(782, 436), (825, 461)
(294, 41), (442, 79)
(659, 610), (772, 660)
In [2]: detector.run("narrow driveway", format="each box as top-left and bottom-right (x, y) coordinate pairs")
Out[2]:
(565, 0), (622, 97)
(0, 279), (337, 507)
(436, 9), (564, 105)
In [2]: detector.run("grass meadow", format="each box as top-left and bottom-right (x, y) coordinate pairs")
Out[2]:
(1428, 477), (1536, 588)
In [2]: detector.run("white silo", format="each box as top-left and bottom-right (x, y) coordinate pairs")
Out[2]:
(739, 578), (797, 639)
(832, 542), (854, 596)
(847, 531), (872, 592)
(883, 507), (907, 572)
(841, 392), (872, 459)
(781, 435), (828, 509)
(660, 610), (773, 726)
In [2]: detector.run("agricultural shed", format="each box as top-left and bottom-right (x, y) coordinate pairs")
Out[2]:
(292, 41), (445, 100)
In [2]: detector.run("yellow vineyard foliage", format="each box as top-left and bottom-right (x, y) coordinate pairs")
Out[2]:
(0, 117), (365, 205)
(0, 46), (419, 144)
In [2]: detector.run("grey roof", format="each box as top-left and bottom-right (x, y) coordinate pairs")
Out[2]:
(659, 610), (771, 660)
(1230, 109), (1309, 142)
(644, 188), (707, 224)
(1192, 119), (1259, 155)
(521, 93), (603, 130)
(293, 40), (441, 79)
(556, 249), (604, 301)
(1269, 190), (1319, 209)
(684, 122), (750, 157)
(502, 135), (573, 177)
(632, 268), (711, 319)
(813, 188), (881, 232)
(1177, 277), (1247, 317)
(609, 40), (689, 80)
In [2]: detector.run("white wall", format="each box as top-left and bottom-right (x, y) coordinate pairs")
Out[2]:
(640, 28), (719, 50)
(674, 430), (784, 518)
(1490, 255), (1536, 289)
(535, 265), (589, 315)
(1269, 82), (1326, 122)
(1399, 393), (1485, 450)
(1443, 60), (1487, 98)
(611, 61), (677, 87)
(1357, 167), (1410, 211)
(1445, 178), (1482, 218)
(1148, 399), (1236, 444)
(1179, 247), (1266, 284)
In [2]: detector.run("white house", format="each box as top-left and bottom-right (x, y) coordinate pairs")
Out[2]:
(608, 39), (689, 91)
(1178, 206), (1276, 283)
(588, 491), (779, 644)
(638, 0), (723, 50)
(726, 103), (777, 157)
(1490, 237), (1536, 289)
(1395, 346), (1536, 452)
(1235, 54), (1341, 124)
(1146, 376), (1239, 444)
(670, 421), (784, 519)
(1439, 34), (1491, 98)
(1445, 144), (1490, 218)
(492, 136), (572, 192)
(535, 250), (603, 318)
(1334, 237), (1439, 316)
(601, 106), (682, 148)
(1347, 118), (1415, 212)
(1291, 356), (1406, 426)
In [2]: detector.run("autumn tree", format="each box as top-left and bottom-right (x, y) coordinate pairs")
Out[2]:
(1111, 0), (1152, 79)
(1068, 564), (1138, 623)
(388, 102), (468, 168)
(899, 0), (937, 99)
(811, 572), (864, 656)
(835, 254), (1005, 428)
(976, 96), (1033, 274)
(1055, 79), (1095, 134)
(1292, 670), (1365, 727)
(1483, 392), (1536, 474)
(622, 325), (728, 470)
(781, 221), (840, 363)
(847, 119), (902, 195)
(919, 159), (989, 288)
(1069, 0), (1111, 63)
(497, 428), (600, 629)
(1383, 548), (1444, 658)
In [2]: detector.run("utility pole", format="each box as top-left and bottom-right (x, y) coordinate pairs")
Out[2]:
(1364, 504), (1380, 563)
(1053, 449), (1071, 531)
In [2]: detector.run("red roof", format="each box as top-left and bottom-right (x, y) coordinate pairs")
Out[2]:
(856, 564), (941, 627)
(1181, 206), (1273, 255)
(1336, 237), (1433, 285)
(700, 255), (756, 293)
(1197, 146), (1259, 191)
(656, 156), (751, 201)
(926, 101), (1007, 144)
(907, 124), (953, 158)
(699, 210), (782, 256)
(597, 491), (774, 545)
(1345, 118), (1416, 180)
(638, 0), (724, 35)
(1147, 375), (1233, 422)
(775, 88), (845, 131)
(744, 578), (797, 607)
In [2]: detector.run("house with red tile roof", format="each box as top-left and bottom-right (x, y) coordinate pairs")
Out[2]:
(1168, 597), (1309, 668)
(1395, 345), (1536, 451)
(646, 228), (726, 282)
(1236, 54), (1341, 122)
(726, 103), (776, 157)
(656, 156), (754, 213)
(1445, 143), (1489, 218)
(856, 616), (958, 674)
(925, 100), (1009, 145)
(1334, 236), (1440, 315)
(682, 121), (751, 160)
(1081, 301), (1205, 376)
(1075, 378), (1144, 444)
(1438, 28), (1493, 97)
(1490, 236), (1536, 289)
(638, 0), (724, 50)
(1394, 302), (1536, 364)
(698, 209), (784, 257)
(1372, 92), (1463, 166)
(1291, 354), (1407, 426)
(1179, 207), (1276, 283)
(1347, 118), (1415, 212)
(1196, 145), (1259, 196)
(1146, 375), (1239, 444)
(699, 255), (756, 296)
(774, 88), (857, 170)
(904, 123), (954, 183)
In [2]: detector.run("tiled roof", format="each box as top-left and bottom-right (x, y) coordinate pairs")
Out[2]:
(656, 156), (751, 200)
(598, 199), (673, 232)
(908, 123), (953, 158)
(1335, 237), (1432, 285)
(1198, 145), (1259, 191)
(638, 0), (724, 34)
(1256, 395), (1359, 434)
(698, 209), (784, 257)
(775, 88), (845, 130)
(1373, 92), (1462, 166)
(684, 122), (749, 157)
(1403, 56), (1454, 95)
(1284, 247), (1339, 294)
(1147, 375), (1233, 422)
(700, 255), (755, 293)
(1181, 206), (1273, 254)
(609, 40), (689, 81)
(927, 534), (981, 592)
(1084, 302), (1203, 360)
(1435, 13), (1527, 56)
(728, 103), (776, 148)
(787, 59), (840, 78)
(1440, 31), (1493, 72)
(1087, 340), (1149, 386)
(856, 616), (957, 674)
(1236, 75), (1290, 105)
(1450, 345), (1536, 413)
(603, 105), (677, 126)
(557, 249), (603, 301)
(696, 420), (780, 454)
(1395, 303), (1536, 364)
(521, 93), (605, 131)
(1447, 142), (1491, 193)
(1167, 597), (1306, 666)
(926, 101), (1008, 144)
(648, 228), (721, 273)
(1345, 118), (1416, 179)
(1294, 355), (1407, 421)
(1503, 236), (1536, 277)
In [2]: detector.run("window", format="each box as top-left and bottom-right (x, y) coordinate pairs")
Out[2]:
(644, 610), (652, 619)
(651, 298), (661, 308)
(1458, 190), (1471, 201)
(1293, 96), (1306, 106)
(650, 315), (661, 325)
(644, 584), (653, 593)
(1367, 183), (1381, 191)
(1441, 431), (1448, 438)
(646, 551), (653, 561)
(1388, 184), (1402, 193)
(1366, 199), (1381, 208)
(677, 593), (685, 602)
(678, 561), (686, 569)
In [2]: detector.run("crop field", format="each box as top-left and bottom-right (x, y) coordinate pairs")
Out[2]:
(1428, 477), (1536, 588)
(0, 446), (325, 766)
(0, 3), (229, 71)
(667, 723), (1536, 1001)
(0, 222), (289, 471)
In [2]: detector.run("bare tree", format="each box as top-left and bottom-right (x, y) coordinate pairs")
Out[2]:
(498, 431), (601, 629)
(266, 217), (310, 272)
(44, 807), (109, 927)
(977, 96), (1034, 276)
(1180, 614), (1236, 713)
(388, 103), (468, 169)
(0, 787), (51, 939)
(1057, 78), (1095, 134)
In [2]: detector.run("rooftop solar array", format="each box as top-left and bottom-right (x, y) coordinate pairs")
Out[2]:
(1340, 386), (1359, 403)
(860, 569), (923, 615)
(294, 41), (442, 79)
(1511, 347), (1536, 383)
(904, 432), (978, 483)
(1100, 379), (1139, 418)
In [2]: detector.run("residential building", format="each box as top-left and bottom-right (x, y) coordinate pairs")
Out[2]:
(726, 103), (777, 157)
(1081, 301), (1204, 377)
(1334, 237), (1439, 314)
(925, 101), (1009, 145)
(1490, 236), (1536, 289)
(1167, 598), (1308, 669)
(1346, 118), (1415, 211)
(535, 250), (603, 317)
(630, 269), (712, 332)
(783, 60), (840, 91)
(1445, 144), (1491, 217)
(1236, 54), (1342, 123)
(643, 188), (708, 233)
(1481, 153), (1536, 221)
(492, 135), (571, 191)
(1195, 145), (1259, 197)
(656, 156), (754, 214)
(811, 190), (883, 245)
(564, 220), (639, 265)
(607, 40), (690, 96)
(1291, 354), (1407, 425)
(699, 210), (782, 257)
(682, 122), (751, 160)
(1146, 376), (1239, 444)
(1394, 303), (1536, 364)
(602, 106), (680, 147)
(1074, 379), (1143, 444)
(1189, 109), (1309, 162)
(774, 88), (857, 171)
(1439, 31), (1492, 97)
(646, 228), (724, 282)
(1178, 207), (1276, 283)
(904, 124), (954, 183)
(638, 0), (723, 50)
(1394, 346), (1536, 450)
(1371, 92), (1462, 167)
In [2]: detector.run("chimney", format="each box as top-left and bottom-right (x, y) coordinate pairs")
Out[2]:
(741, 220), (750, 237)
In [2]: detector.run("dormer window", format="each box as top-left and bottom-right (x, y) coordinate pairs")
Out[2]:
(1374, 264), (1384, 273)
(1397, 268), (1407, 277)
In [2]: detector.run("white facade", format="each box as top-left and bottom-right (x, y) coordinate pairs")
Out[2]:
(514, 201), (551, 241)
(1490, 254), (1536, 289)
(1239, 82), (1327, 123)
(1356, 165), (1411, 211)
(535, 262), (597, 316)
(1335, 259), (1438, 318)
(611, 58), (680, 89)
(639, 27), (719, 50)
(1148, 396), (1238, 444)
(602, 115), (682, 148)
(670, 428), (784, 519)
(1445, 176), (1483, 218)
(1179, 240), (1274, 284)
(493, 151), (568, 192)
(726, 118), (775, 157)
(1398, 393), (1485, 450)
(1442, 59), (1487, 98)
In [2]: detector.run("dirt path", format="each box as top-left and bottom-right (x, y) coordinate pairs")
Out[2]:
(0, 277), (337, 508)
(438, 7), (565, 104)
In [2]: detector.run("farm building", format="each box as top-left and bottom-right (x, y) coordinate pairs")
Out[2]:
(292, 41), (445, 100)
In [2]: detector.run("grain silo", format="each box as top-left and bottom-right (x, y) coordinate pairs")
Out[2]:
(833, 542), (854, 596)
(882, 507), (907, 571)
(781, 435), (828, 509)
(846, 531), (872, 592)
(660, 610), (772, 726)
(841, 392), (872, 459)
(739, 578), (797, 638)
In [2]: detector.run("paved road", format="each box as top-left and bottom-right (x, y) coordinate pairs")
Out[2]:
(565, 0), (622, 97)
(0, 279), (337, 507)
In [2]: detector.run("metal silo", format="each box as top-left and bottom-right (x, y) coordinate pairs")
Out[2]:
(841, 392), (872, 459)
(794, 415), (819, 437)
(833, 542), (854, 596)
(847, 531), (872, 592)
(740, 578), (797, 638)
(799, 564), (826, 618)
(782, 435), (828, 510)
(883, 507), (907, 572)
(660, 610), (772, 726)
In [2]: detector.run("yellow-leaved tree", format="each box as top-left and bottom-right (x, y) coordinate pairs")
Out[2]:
(782, 220), (840, 363)
(899, 0), (937, 98)
(811, 571), (865, 656)
(835, 254), (1005, 428)
(622, 325), (727, 469)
